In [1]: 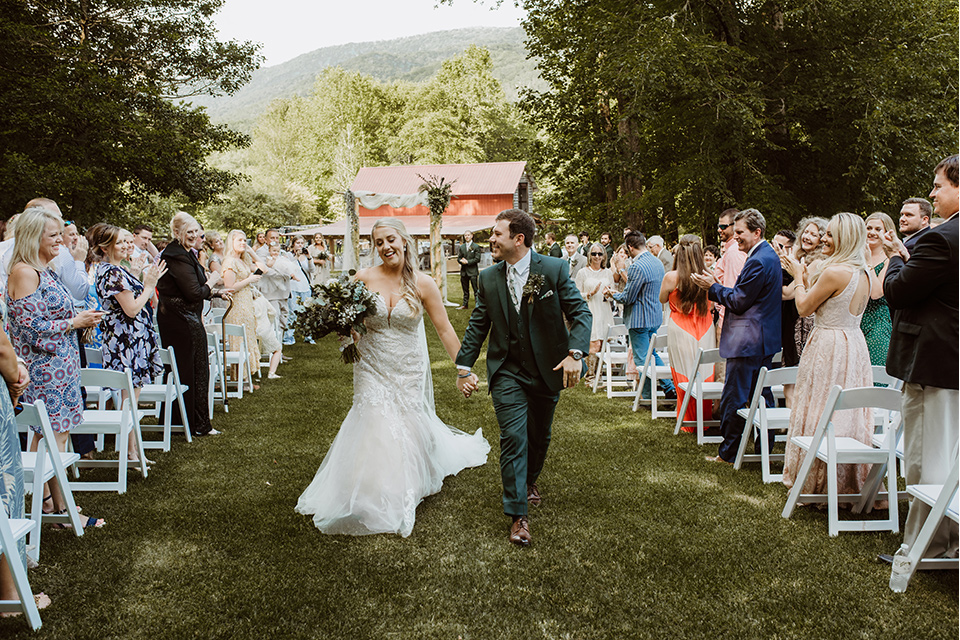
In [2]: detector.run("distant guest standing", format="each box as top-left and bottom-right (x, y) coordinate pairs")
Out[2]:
(457, 230), (481, 309)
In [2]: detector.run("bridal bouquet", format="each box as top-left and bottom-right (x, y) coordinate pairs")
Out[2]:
(292, 271), (378, 364)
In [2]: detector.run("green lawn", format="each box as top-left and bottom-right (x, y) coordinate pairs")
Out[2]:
(3, 285), (956, 639)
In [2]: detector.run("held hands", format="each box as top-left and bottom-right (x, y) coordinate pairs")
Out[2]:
(553, 355), (582, 389)
(457, 372), (479, 398)
(779, 253), (805, 281)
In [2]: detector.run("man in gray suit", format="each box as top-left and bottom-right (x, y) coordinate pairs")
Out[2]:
(562, 234), (586, 279)
(457, 230), (482, 309)
(647, 235), (673, 272)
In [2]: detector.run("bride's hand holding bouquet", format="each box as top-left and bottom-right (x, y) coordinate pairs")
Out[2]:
(292, 271), (379, 363)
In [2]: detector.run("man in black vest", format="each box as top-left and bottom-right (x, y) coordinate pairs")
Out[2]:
(456, 230), (481, 309)
(882, 154), (959, 560)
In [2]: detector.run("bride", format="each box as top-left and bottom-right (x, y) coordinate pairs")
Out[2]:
(296, 218), (490, 537)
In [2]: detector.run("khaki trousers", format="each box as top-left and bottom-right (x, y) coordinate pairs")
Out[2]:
(902, 383), (959, 558)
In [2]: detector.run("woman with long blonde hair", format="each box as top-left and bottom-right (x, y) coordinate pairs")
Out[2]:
(309, 233), (331, 285)
(780, 212), (874, 497)
(221, 229), (270, 384)
(659, 235), (717, 425)
(296, 217), (489, 537)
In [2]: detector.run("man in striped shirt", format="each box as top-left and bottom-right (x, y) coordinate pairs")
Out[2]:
(605, 232), (675, 399)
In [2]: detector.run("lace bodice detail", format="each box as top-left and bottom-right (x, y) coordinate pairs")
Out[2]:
(354, 294), (427, 406)
(813, 268), (867, 330)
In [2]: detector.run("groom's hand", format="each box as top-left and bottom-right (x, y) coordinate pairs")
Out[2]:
(457, 372), (478, 398)
(554, 356), (581, 389)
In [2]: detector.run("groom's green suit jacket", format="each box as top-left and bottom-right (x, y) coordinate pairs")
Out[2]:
(456, 252), (592, 393)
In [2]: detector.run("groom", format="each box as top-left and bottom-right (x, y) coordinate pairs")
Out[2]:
(456, 209), (591, 547)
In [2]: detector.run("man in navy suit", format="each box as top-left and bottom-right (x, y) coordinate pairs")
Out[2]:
(692, 208), (782, 463)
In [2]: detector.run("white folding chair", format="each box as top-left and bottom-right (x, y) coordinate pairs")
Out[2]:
(892, 456), (960, 589)
(206, 330), (227, 415)
(734, 366), (798, 483)
(138, 346), (192, 451)
(673, 348), (724, 444)
(82, 347), (117, 412)
(206, 307), (227, 325)
(0, 506), (42, 629)
(17, 400), (85, 562)
(781, 385), (900, 536)
(632, 333), (676, 419)
(591, 325), (634, 398)
(71, 368), (147, 494)
(206, 323), (253, 398)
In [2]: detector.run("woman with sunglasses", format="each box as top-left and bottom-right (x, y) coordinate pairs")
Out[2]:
(574, 242), (615, 382)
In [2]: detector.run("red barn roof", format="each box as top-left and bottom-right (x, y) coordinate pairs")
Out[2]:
(351, 161), (530, 196)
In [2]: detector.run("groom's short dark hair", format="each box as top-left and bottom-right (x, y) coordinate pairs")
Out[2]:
(624, 231), (645, 250)
(496, 209), (536, 248)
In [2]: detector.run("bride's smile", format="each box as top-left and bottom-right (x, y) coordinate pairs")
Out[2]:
(375, 230), (405, 267)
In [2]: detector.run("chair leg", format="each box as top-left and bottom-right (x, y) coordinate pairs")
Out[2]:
(827, 448), (839, 537)
(674, 386), (692, 435)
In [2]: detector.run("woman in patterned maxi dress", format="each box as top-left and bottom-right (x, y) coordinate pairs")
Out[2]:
(7, 207), (104, 527)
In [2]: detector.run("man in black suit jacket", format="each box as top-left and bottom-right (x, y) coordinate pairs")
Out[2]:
(883, 155), (959, 559)
(898, 197), (932, 250)
(544, 231), (563, 258)
(457, 230), (481, 309)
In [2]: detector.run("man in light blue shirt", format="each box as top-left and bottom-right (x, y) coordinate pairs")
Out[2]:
(606, 232), (675, 399)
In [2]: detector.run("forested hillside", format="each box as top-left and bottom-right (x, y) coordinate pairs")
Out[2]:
(192, 27), (543, 129)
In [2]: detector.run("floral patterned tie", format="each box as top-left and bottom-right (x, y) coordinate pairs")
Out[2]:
(507, 265), (521, 311)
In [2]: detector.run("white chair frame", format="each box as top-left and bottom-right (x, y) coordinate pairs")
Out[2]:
(17, 400), (85, 563)
(0, 506), (41, 629)
(591, 325), (634, 398)
(733, 366), (798, 483)
(138, 346), (192, 451)
(632, 332), (676, 419)
(673, 348), (724, 445)
(781, 385), (901, 536)
(205, 323), (253, 398)
(893, 456), (960, 589)
(71, 368), (147, 494)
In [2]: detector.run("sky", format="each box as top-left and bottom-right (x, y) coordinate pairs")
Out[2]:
(214, 0), (528, 67)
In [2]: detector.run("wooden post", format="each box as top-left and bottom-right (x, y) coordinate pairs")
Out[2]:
(343, 190), (359, 273)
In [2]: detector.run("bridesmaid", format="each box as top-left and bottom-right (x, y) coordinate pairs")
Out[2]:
(860, 212), (895, 367)
(309, 233), (331, 285)
(659, 235), (717, 426)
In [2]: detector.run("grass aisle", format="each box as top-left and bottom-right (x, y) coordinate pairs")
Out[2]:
(3, 300), (956, 639)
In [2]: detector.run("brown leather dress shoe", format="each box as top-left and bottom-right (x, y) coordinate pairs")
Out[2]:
(527, 483), (542, 507)
(509, 516), (531, 547)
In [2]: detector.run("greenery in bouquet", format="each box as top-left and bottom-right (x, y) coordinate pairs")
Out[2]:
(292, 271), (379, 363)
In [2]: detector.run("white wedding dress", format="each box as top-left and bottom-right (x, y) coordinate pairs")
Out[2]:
(296, 293), (490, 537)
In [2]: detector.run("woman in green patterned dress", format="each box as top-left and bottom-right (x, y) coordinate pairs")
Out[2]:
(860, 211), (896, 366)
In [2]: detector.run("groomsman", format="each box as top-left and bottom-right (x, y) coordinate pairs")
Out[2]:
(544, 231), (563, 258)
(882, 155), (959, 560)
(457, 230), (481, 309)
(456, 209), (591, 547)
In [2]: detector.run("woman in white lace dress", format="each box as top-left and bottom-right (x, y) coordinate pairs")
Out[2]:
(296, 218), (489, 537)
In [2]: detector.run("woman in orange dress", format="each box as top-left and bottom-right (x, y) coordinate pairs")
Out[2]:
(659, 235), (717, 427)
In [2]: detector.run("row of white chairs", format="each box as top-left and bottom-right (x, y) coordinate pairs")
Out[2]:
(602, 328), (958, 591)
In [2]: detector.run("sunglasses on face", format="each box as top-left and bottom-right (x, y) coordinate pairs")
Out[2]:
(717, 223), (733, 230)
(590, 252), (604, 256)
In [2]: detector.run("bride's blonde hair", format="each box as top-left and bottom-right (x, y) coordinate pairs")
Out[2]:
(810, 212), (869, 284)
(371, 218), (422, 315)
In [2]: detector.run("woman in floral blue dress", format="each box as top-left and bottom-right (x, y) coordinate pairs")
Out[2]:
(7, 207), (104, 528)
(91, 225), (166, 463)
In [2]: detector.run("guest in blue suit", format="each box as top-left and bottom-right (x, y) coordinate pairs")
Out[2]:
(692, 208), (782, 463)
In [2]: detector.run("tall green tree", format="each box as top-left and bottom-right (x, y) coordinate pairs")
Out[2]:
(0, 0), (260, 225)
(514, 0), (958, 240)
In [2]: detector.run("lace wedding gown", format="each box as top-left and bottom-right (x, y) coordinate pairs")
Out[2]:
(296, 294), (490, 537)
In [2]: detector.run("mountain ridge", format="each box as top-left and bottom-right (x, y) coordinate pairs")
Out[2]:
(192, 26), (543, 130)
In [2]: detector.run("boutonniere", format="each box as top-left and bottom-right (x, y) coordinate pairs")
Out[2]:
(523, 273), (547, 303)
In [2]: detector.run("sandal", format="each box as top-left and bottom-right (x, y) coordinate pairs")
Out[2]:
(51, 508), (105, 530)
(0, 592), (50, 618)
